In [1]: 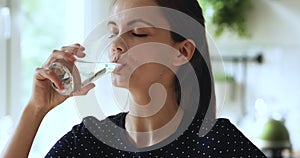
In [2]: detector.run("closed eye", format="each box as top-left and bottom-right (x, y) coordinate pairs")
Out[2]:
(132, 32), (148, 37)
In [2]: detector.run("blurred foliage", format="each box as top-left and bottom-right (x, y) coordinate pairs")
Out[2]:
(213, 72), (234, 82)
(198, 0), (253, 37)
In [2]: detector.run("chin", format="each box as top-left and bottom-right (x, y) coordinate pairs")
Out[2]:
(111, 74), (129, 89)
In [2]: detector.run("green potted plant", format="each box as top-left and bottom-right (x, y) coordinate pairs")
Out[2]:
(198, 0), (253, 37)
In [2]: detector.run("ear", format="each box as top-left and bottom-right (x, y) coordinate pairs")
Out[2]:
(172, 39), (196, 66)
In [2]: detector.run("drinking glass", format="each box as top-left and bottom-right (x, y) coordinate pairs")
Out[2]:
(49, 59), (119, 95)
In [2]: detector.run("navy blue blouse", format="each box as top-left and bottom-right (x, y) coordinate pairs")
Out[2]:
(46, 112), (266, 157)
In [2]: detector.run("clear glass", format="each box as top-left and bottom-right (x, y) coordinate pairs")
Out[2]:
(49, 60), (119, 95)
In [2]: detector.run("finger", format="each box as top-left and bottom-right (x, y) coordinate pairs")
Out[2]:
(52, 49), (77, 62)
(43, 44), (86, 68)
(61, 43), (86, 58)
(42, 49), (77, 68)
(35, 67), (64, 90)
(71, 83), (95, 96)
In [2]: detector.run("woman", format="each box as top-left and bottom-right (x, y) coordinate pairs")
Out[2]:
(3, 0), (266, 157)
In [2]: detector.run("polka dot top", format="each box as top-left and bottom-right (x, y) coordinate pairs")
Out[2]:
(46, 112), (266, 157)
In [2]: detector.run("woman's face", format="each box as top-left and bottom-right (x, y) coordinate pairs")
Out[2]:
(109, 0), (179, 91)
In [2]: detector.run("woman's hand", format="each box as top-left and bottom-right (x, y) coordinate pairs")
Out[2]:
(1, 43), (96, 158)
(28, 43), (95, 114)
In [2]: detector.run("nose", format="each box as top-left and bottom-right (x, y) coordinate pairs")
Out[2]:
(110, 36), (128, 62)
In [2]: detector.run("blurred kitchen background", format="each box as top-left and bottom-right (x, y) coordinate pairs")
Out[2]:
(0, 0), (299, 157)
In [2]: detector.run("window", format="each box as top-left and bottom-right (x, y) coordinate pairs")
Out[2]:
(0, 0), (84, 157)
(0, 3), (9, 117)
(1, 0), (121, 156)
(0, 0), (21, 152)
(22, 1), (84, 157)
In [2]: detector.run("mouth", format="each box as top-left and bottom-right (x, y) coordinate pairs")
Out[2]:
(112, 63), (126, 74)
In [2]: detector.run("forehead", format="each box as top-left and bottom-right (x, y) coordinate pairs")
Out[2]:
(113, 0), (158, 13)
(110, 0), (170, 30)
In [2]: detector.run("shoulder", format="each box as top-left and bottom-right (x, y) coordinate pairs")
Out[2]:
(200, 118), (266, 157)
(204, 118), (252, 142)
(46, 112), (128, 157)
(212, 118), (249, 139)
(64, 112), (126, 134)
(213, 118), (239, 132)
(73, 112), (127, 140)
(54, 112), (127, 142)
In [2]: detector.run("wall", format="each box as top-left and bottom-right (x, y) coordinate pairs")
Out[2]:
(212, 0), (300, 151)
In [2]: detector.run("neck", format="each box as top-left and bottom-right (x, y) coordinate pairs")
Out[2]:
(125, 83), (183, 147)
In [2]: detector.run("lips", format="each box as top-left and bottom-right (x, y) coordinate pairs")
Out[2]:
(112, 63), (126, 74)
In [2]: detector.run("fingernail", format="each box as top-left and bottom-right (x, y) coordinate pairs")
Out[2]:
(78, 51), (86, 57)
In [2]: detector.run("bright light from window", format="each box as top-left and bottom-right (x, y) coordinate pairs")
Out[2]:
(20, 0), (84, 157)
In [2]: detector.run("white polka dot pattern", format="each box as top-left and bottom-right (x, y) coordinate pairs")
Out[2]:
(46, 113), (266, 157)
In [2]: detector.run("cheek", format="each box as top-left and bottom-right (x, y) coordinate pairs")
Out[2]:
(111, 73), (129, 88)
(111, 63), (168, 89)
(130, 64), (164, 83)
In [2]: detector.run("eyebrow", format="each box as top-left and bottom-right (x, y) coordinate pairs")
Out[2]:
(107, 21), (117, 26)
(127, 19), (155, 27)
(107, 19), (155, 27)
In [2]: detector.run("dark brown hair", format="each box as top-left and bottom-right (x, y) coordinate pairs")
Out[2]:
(154, 0), (214, 120)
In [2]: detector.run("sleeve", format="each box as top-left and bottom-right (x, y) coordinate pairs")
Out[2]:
(45, 122), (87, 158)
